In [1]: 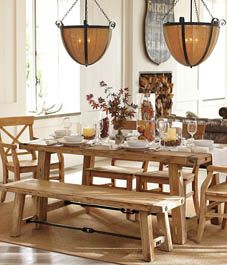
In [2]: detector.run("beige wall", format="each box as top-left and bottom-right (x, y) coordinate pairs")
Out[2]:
(0, 0), (26, 116)
(0, 0), (199, 119)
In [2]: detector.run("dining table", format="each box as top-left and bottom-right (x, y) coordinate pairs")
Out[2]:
(19, 140), (212, 245)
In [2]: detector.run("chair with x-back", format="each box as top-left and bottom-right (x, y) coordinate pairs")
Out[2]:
(0, 116), (64, 202)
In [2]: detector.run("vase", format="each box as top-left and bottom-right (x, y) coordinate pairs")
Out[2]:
(115, 129), (124, 145)
(99, 112), (109, 139)
(137, 93), (155, 142)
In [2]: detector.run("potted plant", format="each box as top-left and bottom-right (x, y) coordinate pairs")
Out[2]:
(86, 81), (137, 143)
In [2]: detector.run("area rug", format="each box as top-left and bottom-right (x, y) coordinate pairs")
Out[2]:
(0, 198), (227, 265)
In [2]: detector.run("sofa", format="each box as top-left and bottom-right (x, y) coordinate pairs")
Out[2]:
(168, 112), (227, 144)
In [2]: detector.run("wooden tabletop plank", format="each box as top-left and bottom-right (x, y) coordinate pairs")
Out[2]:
(0, 179), (184, 213)
(19, 143), (211, 166)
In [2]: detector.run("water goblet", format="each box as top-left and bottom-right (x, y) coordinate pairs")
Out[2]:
(187, 120), (197, 141)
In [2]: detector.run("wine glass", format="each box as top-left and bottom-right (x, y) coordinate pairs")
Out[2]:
(187, 120), (197, 141)
(63, 117), (72, 136)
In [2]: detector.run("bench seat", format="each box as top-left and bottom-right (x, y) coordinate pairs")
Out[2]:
(0, 179), (184, 262)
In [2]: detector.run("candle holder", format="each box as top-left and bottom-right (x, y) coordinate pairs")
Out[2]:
(82, 125), (96, 140)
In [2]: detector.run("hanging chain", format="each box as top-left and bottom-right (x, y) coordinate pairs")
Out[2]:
(200, 0), (214, 19)
(93, 0), (116, 28)
(162, 0), (180, 21)
(193, 0), (200, 22)
(201, 0), (226, 26)
(85, 0), (88, 22)
(61, 0), (79, 22)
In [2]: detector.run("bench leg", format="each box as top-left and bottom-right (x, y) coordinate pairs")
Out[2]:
(32, 196), (42, 229)
(11, 194), (26, 237)
(139, 211), (154, 262)
(157, 212), (173, 251)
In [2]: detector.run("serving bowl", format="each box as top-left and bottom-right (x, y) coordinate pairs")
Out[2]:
(127, 140), (148, 148)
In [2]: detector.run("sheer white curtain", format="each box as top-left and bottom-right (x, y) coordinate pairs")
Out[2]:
(198, 0), (227, 117)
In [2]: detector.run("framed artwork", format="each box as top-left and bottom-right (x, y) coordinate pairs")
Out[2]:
(144, 0), (174, 65)
(139, 72), (173, 118)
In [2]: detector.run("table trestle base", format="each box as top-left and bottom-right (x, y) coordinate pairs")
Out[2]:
(63, 200), (138, 215)
(25, 217), (141, 241)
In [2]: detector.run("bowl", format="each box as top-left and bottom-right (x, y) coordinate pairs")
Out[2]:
(63, 135), (84, 142)
(194, 139), (214, 147)
(54, 130), (67, 138)
(127, 140), (148, 148)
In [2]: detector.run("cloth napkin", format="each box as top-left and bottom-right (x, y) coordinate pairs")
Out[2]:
(176, 146), (210, 153)
(191, 146), (210, 153)
(211, 147), (227, 167)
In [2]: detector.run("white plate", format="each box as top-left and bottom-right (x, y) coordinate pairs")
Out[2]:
(58, 138), (86, 146)
(123, 144), (149, 150)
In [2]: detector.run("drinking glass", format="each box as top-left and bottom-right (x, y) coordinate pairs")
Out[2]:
(187, 120), (197, 141)
(63, 117), (72, 136)
(156, 118), (168, 148)
(171, 121), (183, 146)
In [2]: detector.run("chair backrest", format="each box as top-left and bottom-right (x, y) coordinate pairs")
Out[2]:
(0, 116), (36, 162)
(182, 123), (206, 140)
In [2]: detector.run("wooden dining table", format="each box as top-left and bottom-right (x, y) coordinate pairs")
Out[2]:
(19, 141), (212, 245)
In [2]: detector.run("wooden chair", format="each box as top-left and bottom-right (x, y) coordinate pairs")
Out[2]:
(197, 165), (227, 242)
(0, 116), (64, 202)
(85, 120), (149, 218)
(135, 123), (207, 216)
(85, 120), (149, 189)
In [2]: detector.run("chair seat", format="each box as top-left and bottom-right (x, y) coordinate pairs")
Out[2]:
(206, 182), (227, 197)
(136, 170), (194, 182)
(87, 165), (144, 175)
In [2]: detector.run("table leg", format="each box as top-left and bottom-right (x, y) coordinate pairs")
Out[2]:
(37, 151), (51, 221)
(82, 155), (95, 185)
(168, 164), (187, 244)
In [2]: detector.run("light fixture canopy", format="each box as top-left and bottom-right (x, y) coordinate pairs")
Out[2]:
(163, 0), (226, 67)
(56, 0), (116, 67)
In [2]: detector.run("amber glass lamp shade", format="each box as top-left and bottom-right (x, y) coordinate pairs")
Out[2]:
(163, 18), (220, 67)
(59, 24), (112, 66)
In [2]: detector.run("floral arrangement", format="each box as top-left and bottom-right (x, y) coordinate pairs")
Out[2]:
(86, 81), (137, 127)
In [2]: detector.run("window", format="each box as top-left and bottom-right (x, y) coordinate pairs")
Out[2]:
(26, 0), (80, 115)
(198, 0), (226, 117)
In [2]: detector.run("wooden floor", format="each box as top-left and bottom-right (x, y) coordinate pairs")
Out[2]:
(0, 241), (114, 265)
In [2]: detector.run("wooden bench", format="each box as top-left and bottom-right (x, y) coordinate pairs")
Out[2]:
(0, 179), (184, 262)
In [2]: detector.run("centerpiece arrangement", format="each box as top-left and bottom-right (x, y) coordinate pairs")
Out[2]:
(86, 81), (137, 143)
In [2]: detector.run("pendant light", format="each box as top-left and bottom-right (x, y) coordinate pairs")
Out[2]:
(56, 0), (116, 67)
(163, 0), (226, 67)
